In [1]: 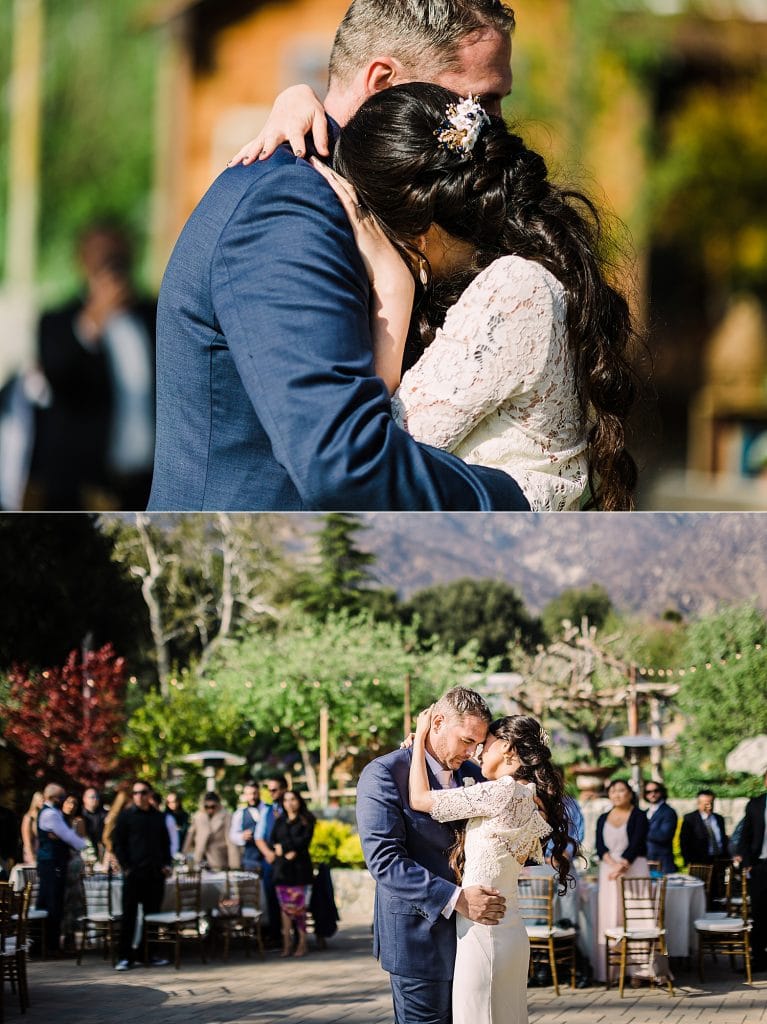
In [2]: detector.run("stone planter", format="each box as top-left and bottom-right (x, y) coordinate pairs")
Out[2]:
(330, 866), (375, 920)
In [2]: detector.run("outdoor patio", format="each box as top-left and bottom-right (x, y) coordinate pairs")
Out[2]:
(3, 913), (764, 1024)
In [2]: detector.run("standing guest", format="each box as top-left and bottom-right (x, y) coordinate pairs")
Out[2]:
(112, 780), (172, 971)
(0, 796), (21, 881)
(594, 779), (649, 982)
(733, 768), (767, 973)
(102, 784), (131, 870)
(164, 793), (190, 852)
(255, 774), (288, 943)
(60, 794), (87, 951)
(229, 780), (267, 872)
(644, 780), (678, 874)
(680, 789), (728, 905)
(81, 788), (108, 858)
(183, 792), (240, 870)
(36, 784), (87, 954)
(680, 790), (728, 865)
(30, 222), (156, 511)
(21, 792), (44, 864)
(270, 791), (316, 958)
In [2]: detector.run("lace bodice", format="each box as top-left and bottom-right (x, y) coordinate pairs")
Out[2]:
(391, 255), (588, 511)
(430, 776), (552, 888)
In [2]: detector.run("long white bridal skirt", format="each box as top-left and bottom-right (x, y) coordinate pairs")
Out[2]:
(452, 909), (530, 1024)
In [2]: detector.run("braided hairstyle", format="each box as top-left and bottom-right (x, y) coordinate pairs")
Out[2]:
(447, 715), (576, 893)
(333, 82), (639, 510)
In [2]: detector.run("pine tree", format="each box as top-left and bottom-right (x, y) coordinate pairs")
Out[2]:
(291, 514), (382, 617)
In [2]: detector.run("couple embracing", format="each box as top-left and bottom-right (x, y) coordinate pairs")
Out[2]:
(149, 0), (637, 513)
(356, 687), (574, 1024)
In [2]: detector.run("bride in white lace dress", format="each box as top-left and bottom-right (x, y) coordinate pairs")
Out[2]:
(409, 710), (576, 1024)
(233, 82), (638, 511)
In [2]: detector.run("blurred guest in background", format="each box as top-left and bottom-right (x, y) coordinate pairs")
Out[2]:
(113, 779), (172, 971)
(733, 769), (767, 972)
(229, 780), (267, 872)
(164, 792), (190, 856)
(644, 780), (677, 874)
(60, 794), (87, 951)
(270, 789), (315, 958)
(29, 221), (156, 510)
(255, 774), (288, 944)
(0, 795), (20, 881)
(680, 789), (728, 865)
(36, 783), (87, 954)
(594, 779), (648, 982)
(81, 787), (108, 859)
(21, 791), (44, 864)
(183, 792), (239, 870)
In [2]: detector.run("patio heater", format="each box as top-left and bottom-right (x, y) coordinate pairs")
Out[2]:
(599, 734), (666, 795)
(181, 749), (246, 790)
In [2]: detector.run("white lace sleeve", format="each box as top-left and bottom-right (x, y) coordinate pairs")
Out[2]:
(495, 800), (552, 865)
(430, 777), (531, 824)
(391, 257), (561, 449)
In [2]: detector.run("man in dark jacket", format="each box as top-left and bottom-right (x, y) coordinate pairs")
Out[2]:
(113, 779), (172, 971)
(680, 790), (728, 865)
(735, 769), (767, 971)
(680, 789), (729, 906)
(644, 781), (678, 874)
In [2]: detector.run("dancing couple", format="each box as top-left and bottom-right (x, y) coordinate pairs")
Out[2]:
(149, 0), (637, 513)
(356, 686), (575, 1024)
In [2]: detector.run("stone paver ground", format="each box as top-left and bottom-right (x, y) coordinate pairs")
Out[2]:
(4, 915), (765, 1024)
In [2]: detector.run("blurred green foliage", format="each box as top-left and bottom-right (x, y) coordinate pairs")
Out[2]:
(310, 819), (364, 868)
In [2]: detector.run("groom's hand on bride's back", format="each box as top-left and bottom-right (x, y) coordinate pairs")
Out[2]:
(456, 885), (506, 925)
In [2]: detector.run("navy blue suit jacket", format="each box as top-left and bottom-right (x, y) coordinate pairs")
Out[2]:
(356, 747), (483, 980)
(148, 148), (529, 511)
(646, 802), (678, 873)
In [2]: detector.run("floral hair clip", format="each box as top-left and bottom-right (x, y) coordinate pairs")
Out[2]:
(435, 94), (491, 156)
(540, 728), (550, 747)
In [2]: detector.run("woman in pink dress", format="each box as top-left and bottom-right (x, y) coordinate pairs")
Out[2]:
(594, 778), (649, 981)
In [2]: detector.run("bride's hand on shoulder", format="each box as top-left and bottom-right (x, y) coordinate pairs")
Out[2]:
(414, 705), (434, 741)
(309, 159), (414, 298)
(228, 84), (329, 166)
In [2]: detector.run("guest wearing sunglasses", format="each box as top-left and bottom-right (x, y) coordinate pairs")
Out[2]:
(183, 792), (240, 871)
(644, 781), (678, 875)
(113, 780), (172, 971)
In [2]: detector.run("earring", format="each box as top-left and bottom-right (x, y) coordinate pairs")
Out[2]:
(418, 257), (429, 287)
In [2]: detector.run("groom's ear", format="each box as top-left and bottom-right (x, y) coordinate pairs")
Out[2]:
(362, 57), (407, 97)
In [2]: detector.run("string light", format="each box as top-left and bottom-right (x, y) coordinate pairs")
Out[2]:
(630, 640), (766, 678)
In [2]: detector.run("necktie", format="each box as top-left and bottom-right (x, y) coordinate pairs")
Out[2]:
(703, 815), (720, 856)
(438, 769), (454, 789)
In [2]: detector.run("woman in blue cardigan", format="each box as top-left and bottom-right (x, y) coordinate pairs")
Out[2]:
(594, 778), (649, 981)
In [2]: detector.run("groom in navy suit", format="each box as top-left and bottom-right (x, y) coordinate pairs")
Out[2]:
(356, 687), (505, 1024)
(148, 0), (527, 511)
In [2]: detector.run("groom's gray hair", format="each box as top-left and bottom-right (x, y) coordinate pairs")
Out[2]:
(329, 1), (515, 87)
(433, 686), (492, 723)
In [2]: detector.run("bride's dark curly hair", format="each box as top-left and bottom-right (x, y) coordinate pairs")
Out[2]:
(447, 715), (576, 894)
(333, 82), (639, 510)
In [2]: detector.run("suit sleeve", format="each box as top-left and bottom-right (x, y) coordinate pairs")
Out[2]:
(651, 805), (678, 844)
(679, 815), (694, 864)
(356, 760), (456, 924)
(211, 161), (529, 511)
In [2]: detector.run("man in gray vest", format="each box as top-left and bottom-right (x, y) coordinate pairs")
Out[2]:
(37, 783), (87, 955)
(229, 780), (267, 872)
